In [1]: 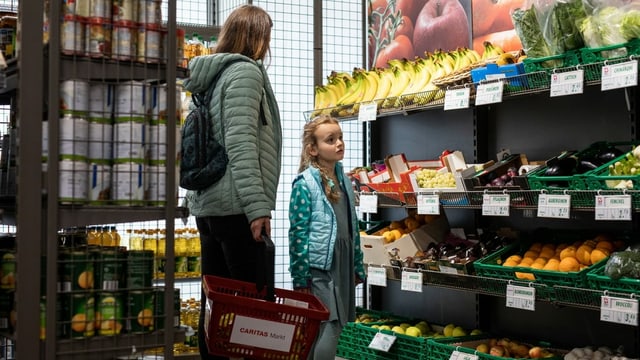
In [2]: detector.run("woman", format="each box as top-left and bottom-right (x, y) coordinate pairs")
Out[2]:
(182, 5), (282, 360)
(289, 115), (366, 359)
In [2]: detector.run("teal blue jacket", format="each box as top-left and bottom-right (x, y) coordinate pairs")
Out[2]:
(288, 163), (366, 289)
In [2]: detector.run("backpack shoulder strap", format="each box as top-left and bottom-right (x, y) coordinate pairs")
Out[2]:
(201, 58), (251, 103)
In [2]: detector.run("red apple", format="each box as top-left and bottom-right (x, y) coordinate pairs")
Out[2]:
(489, 345), (505, 357)
(529, 346), (544, 359)
(412, 0), (471, 56)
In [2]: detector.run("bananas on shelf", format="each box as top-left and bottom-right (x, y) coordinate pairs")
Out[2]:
(312, 44), (497, 117)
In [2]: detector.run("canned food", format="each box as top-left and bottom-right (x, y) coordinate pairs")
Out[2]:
(88, 119), (113, 161)
(60, 114), (89, 160)
(145, 164), (167, 206)
(89, 162), (111, 204)
(0, 250), (16, 290)
(115, 80), (148, 117)
(112, 162), (144, 205)
(146, 120), (166, 162)
(126, 250), (154, 289)
(58, 248), (95, 292)
(90, 0), (111, 19)
(137, 0), (161, 24)
(113, 0), (138, 22)
(151, 84), (181, 121)
(113, 118), (145, 161)
(154, 287), (180, 330)
(85, 17), (112, 58)
(59, 159), (89, 204)
(61, 15), (85, 55)
(111, 20), (136, 61)
(127, 290), (154, 333)
(63, 0), (90, 17)
(176, 28), (185, 67)
(136, 23), (162, 63)
(60, 79), (90, 116)
(89, 82), (114, 120)
(94, 247), (125, 291)
(67, 293), (96, 338)
(97, 292), (124, 336)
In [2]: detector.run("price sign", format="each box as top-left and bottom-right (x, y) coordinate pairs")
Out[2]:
(601, 60), (638, 91)
(482, 194), (510, 216)
(438, 265), (459, 274)
(550, 69), (584, 97)
(367, 266), (387, 287)
(444, 87), (470, 110)
(600, 295), (638, 326)
(595, 195), (631, 221)
(358, 102), (378, 122)
(417, 194), (440, 215)
(450, 350), (479, 360)
(475, 81), (504, 106)
(506, 284), (536, 311)
(401, 270), (423, 292)
(369, 331), (396, 352)
(537, 193), (571, 219)
(359, 193), (378, 214)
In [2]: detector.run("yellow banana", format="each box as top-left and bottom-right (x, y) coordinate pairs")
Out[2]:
(381, 65), (412, 109)
(401, 60), (433, 103)
(352, 69), (379, 113)
(466, 48), (482, 64)
(413, 83), (442, 106)
(314, 85), (328, 110)
(372, 68), (394, 105)
(327, 71), (350, 100)
(336, 69), (365, 106)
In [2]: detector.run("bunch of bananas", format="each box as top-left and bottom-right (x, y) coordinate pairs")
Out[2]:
(312, 43), (507, 118)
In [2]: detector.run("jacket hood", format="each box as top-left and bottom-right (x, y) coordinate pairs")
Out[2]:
(182, 53), (261, 94)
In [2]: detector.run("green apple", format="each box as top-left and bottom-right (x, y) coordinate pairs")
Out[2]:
(391, 326), (405, 334)
(443, 323), (456, 337)
(399, 323), (411, 330)
(452, 326), (467, 337)
(379, 325), (391, 331)
(405, 326), (422, 337)
(470, 328), (482, 335)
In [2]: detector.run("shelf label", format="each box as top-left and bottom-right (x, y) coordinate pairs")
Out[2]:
(475, 81), (504, 106)
(417, 194), (440, 215)
(444, 87), (470, 110)
(595, 195), (631, 221)
(600, 295), (638, 326)
(506, 284), (536, 311)
(367, 266), (387, 287)
(450, 350), (479, 360)
(401, 270), (423, 292)
(439, 265), (459, 274)
(358, 102), (378, 122)
(482, 194), (510, 216)
(601, 60), (638, 91)
(369, 331), (396, 352)
(359, 193), (378, 214)
(550, 69), (584, 97)
(537, 193), (571, 219)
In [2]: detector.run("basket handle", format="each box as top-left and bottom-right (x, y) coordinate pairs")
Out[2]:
(256, 232), (276, 302)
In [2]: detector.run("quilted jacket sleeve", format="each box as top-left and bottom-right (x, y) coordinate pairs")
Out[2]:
(288, 178), (312, 289)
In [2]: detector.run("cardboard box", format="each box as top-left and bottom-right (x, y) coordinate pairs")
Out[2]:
(471, 63), (527, 87)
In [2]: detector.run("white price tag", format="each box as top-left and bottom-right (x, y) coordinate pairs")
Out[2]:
(438, 265), (459, 274)
(482, 194), (510, 216)
(400, 270), (423, 292)
(475, 81), (504, 105)
(537, 194), (571, 219)
(444, 87), (470, 110)
(550, 69), (584, 97)
(359, 193), (378, 214)
(595, 195), (632, 221)
(601, 295), (639, 326)
(450, 350), (479, 360)
(601, 60), (638, 91)
(358, 102), (378, 122)
(367, 266), (387, 287)
(506, 284), (536, 311)
(369, 331), (396, 352)
(417, 194), (440, 215)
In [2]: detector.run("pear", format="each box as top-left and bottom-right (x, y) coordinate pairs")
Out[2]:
(443, 323), (456, 337)
(452, 326), (467, 337)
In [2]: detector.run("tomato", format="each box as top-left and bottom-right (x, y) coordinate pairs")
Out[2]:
(396, 0), (428, 24)
(375, 34), (414, 68)
(395, 15), (414, 41)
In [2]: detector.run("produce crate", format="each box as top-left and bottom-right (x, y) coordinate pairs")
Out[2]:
(587, 261), (640, 295)
(336, 322), (430, 360)
(355, 307), (412, 326)
(580, 40), (640, 82)
(522, 50), (581, 88)
(585, 150), (640, 208)
(462, 154), (529, 191)
(427, 337), (565, 360)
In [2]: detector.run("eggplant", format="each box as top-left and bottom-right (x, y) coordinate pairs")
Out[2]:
(596, 147), (623, 163)
(544, 156), (578, 176)
(576, 159), (600, 174)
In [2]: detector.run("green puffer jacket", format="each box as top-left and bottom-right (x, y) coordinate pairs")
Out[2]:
(182, 53), (282, 223)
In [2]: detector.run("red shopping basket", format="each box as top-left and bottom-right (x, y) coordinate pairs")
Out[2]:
(203, 274), (329, 359)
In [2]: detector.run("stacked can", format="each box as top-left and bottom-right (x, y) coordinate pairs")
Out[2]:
(58, 246), (96, 338)
(146, 84), (181, 206)
(112, 0), (138, 60)
(59, 79), (91, 204)
(137, 0), (162, 63)
(113, 80), (147, 205)
(88, 82), (114, 204)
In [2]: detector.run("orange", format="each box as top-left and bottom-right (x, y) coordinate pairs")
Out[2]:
(595, 240), (614, 252)
(529, 242), (543, 252)
(389, 221), (404, 230)
(543, 258), (560, 271)
(558, 257), (580, 272)
(404, 217), (420, 231)
(534, 257), (548, 265)
(530, 262), (544, 270)
(390, 229), (403, 241)
(575, 245), (593, 265)
(583, 239), (597, 248)
(519, 257), (534, 266)
(541, 243), (556, 251)
(559, 246), (577, 260)
(539, 248), (555, 259)
(555, 243), (568, 255)
(523, 250), (539, 260)
(506, 255), (522, 264)
(503, 259), (519, 267)
(590, 248), (610, 265)
(515, 272), (535, 280)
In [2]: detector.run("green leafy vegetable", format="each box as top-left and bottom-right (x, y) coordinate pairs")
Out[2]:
(512, 6), (559, 67)
(548, 0), (587, 52)
(621, 9), (640, 41)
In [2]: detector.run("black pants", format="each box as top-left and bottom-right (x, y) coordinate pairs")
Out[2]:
(196, 214), (264, 360)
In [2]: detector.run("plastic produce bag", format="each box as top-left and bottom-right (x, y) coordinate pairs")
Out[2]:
(542, 0), (588, 53)
(511, 0), (559, 66)
(579, 1), (630, 58)
(604, 250), (640, 280)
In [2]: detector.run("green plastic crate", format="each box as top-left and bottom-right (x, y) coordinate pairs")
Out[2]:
(580, 40), (640, 82)
(355, 307), (410, 325)
(427, 337), (565, 360)
(522, 50), (580, 88)
(336, 322), (430, 360)
(587, 261), (640, 295)
(585, 150), (640, 208)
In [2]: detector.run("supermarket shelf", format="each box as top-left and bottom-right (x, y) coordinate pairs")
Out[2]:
(58, 206), (190, 228)
(58, 55), (190, 81)
(56, 329), (186, 360)
(0, 59), (16, 105)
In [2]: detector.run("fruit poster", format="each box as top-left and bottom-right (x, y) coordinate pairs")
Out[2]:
(368, 0), (473, 69)
(367, 0), (526, 69)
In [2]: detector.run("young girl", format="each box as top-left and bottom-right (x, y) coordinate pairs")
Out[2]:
(288, 115), (366, 359)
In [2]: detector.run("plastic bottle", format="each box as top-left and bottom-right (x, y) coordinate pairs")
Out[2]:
(180, 88), (192, 126)
(206, 36), (217, 55)
(100, 226), (112, 246)
(109, 226), (121, 247)
(174, 229), (188, 277)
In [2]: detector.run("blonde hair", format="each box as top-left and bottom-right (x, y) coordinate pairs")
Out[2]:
(299, 114), (341, 203)
(215, 5), (272, 61)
